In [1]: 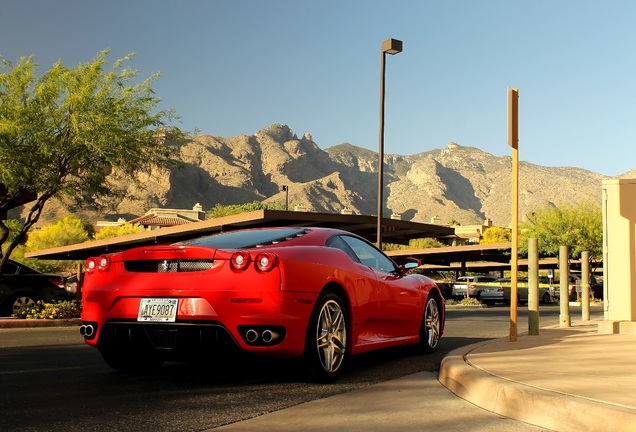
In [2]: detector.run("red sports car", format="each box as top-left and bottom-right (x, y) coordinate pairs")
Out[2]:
(80, 227), (445, 381)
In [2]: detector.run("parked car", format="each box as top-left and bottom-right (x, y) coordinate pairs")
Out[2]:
(79, 227), (445, 381)
(420, 271), (454, 299)
(553, 274), (603, 301)
(481, 276), (552, 305)
(65, 274), (79, 297)
(0, 259), (70, 316)
(451, 275), (498, 299)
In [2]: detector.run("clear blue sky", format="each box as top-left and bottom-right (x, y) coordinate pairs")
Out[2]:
(2, 1), (634, 176)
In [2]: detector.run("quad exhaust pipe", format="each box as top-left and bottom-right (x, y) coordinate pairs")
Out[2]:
(262, 329), (278, 343)
(245, 329), (259, 343)
(244, 328), (281, 345)
(79, 324), (95, 337)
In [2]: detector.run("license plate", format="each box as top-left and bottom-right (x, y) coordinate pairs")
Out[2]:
(138, 298), (178, 322)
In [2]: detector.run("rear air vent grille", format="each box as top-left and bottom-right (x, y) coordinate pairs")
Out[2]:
(124, 259), (213, 273)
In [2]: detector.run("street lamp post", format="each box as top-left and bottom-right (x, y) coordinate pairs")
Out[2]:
(377, 38), (403, 249)
(282, 185), (289, 211)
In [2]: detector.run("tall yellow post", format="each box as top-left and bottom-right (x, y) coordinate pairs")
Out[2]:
(560, 245), (571, 327)
(508, 87), (519, 342)
(581, 251), (590, 321)
(528, 237), (539, 335)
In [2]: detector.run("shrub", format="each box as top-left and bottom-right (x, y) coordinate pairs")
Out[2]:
(460, 297), (483, 306)
(12, 300), (81, 319)
(444, 298), (483, 306)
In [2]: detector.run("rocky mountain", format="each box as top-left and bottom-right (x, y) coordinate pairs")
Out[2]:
(26, 123), (620, 228)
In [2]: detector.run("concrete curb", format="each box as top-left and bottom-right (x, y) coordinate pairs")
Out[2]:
(0, 318), (82, 328)
(438, 339), (636, 432)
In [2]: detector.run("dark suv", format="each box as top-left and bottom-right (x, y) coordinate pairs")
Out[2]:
(0, 260), (70, 316)
(553, 274), (603, 301)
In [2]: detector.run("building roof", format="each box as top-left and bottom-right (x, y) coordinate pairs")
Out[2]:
(127, 213), (197, 227)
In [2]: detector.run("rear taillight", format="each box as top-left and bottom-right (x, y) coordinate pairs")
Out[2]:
(85, 255), (111, 273)
(255, 252), (277, 272)
(85, 258), (97, 273)
(231, 251), (251, 270)
(468, 284), (477, 289)
(98, 255), (110, 271)
(230, 251), (277, 272)
(49, 278), (65, 289)
(66, 281), (77, 294)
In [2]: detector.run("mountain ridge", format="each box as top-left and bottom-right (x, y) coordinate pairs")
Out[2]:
(24, 123), (630, 228)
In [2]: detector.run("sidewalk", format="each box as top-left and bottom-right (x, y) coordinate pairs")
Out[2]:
(439, 320), (636, 431)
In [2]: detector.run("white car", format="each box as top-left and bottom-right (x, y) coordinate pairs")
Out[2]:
(481, 276), (552, 305)
(451, 275), (498, 299)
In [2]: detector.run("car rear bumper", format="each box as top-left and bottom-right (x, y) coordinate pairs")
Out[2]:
(81, 290), (317, 359)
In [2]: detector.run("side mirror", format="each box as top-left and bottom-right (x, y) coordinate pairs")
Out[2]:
(400, 257), (421, 274)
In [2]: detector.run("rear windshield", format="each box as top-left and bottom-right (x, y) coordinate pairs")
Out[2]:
(179, 228), (309, 249)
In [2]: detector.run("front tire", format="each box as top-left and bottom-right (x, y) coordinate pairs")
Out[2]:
(304, 292), (348, 382)
(419, 296), (441, 353)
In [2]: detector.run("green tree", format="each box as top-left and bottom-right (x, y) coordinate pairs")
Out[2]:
(207, 201), (285, 218)
(95, 223), (143, 240)
(518, 201), (602, 260)
(1, 219), (23, 248)
(383, 237), (446, 251)
(1, 219), (26, 265)
(0, 50), (185, 273)
(481, 226), (511, 244)
(26, 215), (93, 250)
(21, 215), (94, 273)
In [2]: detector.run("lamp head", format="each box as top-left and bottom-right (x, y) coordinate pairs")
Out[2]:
(382, 39), (403, 55)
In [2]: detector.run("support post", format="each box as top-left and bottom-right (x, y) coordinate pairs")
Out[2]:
(582, 251), (590, 321)
(559, 245), (571, 327)
(528, 238), (539, 335)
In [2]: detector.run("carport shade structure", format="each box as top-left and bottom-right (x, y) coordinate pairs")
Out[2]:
(24, 209), (455, 261)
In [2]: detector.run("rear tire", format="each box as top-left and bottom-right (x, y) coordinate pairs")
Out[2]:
(304, 292), (348, 382)
(4, 292), (38, 316)
(542, 292), (551, 304)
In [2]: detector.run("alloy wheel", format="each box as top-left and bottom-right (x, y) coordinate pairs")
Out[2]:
(315, 299), (347, 374)
(424, 298), (441, 349)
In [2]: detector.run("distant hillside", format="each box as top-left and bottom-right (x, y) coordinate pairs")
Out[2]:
(17, 123), (619, 228)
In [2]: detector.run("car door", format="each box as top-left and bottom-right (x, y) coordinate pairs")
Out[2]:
(339, 235), (422, 339)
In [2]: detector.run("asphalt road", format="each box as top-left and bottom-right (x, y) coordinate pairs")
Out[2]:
(0, 304), (602, 431)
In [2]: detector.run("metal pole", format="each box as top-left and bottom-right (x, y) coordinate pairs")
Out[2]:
(376, 39), (402, 250)
(508, 87), (519, 342)
(377, 50), (387, 249)
(284, 186), (289, 211)
(582, 251), (590, 321)
(559, 245), (571, 327)
(528, 237), (539, 335)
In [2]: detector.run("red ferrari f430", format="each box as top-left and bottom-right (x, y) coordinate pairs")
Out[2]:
(80, 227), (445, 381)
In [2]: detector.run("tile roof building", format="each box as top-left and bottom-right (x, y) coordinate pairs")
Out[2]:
(96, 204), (205, 232)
